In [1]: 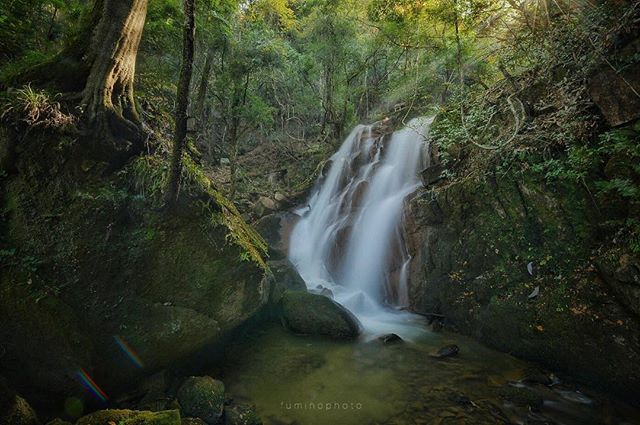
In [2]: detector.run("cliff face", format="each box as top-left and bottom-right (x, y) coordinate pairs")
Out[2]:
(405, 170), (640, 399)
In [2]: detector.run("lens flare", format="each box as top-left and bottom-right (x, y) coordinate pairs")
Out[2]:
(113, 335), (144, 368)
(76, 368), (108, 402)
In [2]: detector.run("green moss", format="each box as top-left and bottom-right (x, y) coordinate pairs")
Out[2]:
(177, 377), (224, 424)
(75, 409), (181, 425)
(124, 153), (268, 270)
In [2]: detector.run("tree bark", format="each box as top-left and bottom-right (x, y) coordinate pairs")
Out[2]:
(13, 0), (150, 162)
(165, 0), (196, 206)
(453, 0), (464, 88)
(195, 47), (216, 120)
(80, 0), (149, 154)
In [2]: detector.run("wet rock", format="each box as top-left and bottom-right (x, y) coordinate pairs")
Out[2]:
(1, 394), (39, 425)
(378, 333), (403, 344)
(557, 389), (593, 405)
(310, 285), (334, 299)
(432, 344), (459, 359)
(224, 404), (262, 425)
(76, 409), (180, 425)
(447, 392), (474, 407)
(497, 386), (543, 409)
(421, 164), (444, 186)
(177, 377), (225, 425)
(280, 290), (361, 339)
(522, 368), (553, 386)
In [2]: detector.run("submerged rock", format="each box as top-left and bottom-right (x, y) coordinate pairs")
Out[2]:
(378, 333), (403, 344)
(432, 344), (459, 359)
(224, 404), (262, 425)
(280, 291), (361, 339)
(497, 386), (543, 409)
(522, 368), (553, 386)
(75, 409), (180, 425)
(177, 376), (225, 425)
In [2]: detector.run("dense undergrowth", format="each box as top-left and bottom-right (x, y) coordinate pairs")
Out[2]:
(431, 3), (640, 253)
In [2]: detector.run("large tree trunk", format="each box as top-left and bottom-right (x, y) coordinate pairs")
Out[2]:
(80, 0), (149, 154)
(11, 0), (149, 164)
(165, 0), (196, 206)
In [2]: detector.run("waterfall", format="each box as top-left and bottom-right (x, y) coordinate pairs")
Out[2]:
(289, 117), (432, 339)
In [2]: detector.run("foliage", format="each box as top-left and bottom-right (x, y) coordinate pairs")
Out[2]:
(2, 85), (76, 129)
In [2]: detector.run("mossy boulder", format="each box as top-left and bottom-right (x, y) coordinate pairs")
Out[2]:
(176, 377), (225, 425)
(0, 395), (39, 425)
(75, 409), (180, 425)
(224, 404), (262, 425)
(280, 291), (361, 339)
(0, 136), (270, 395)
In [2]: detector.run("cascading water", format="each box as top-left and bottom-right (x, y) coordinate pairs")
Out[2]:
(288, 117), (433, 340)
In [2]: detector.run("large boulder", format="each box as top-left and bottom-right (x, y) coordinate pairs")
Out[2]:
(280, 291), (361, 339)
(176, 377), (225, 425)
(1, 164), (270, 395)
(75, 409), (180, 425)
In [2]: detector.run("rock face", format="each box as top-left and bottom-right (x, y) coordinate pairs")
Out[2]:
(280, 291), (361, 339)
(588, 62), (640, 126)
(253, 212), (307, 304)
(596, 252), (640, 317)
(404, 173), (640, 401)
(177, 377), (225, 425)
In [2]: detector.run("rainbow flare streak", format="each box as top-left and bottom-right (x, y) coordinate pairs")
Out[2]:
(113, 335), (144, 368)
(76, 368), (108, 402)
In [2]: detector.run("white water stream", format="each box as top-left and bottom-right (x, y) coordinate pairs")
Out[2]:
(288, 117), (433, 340)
